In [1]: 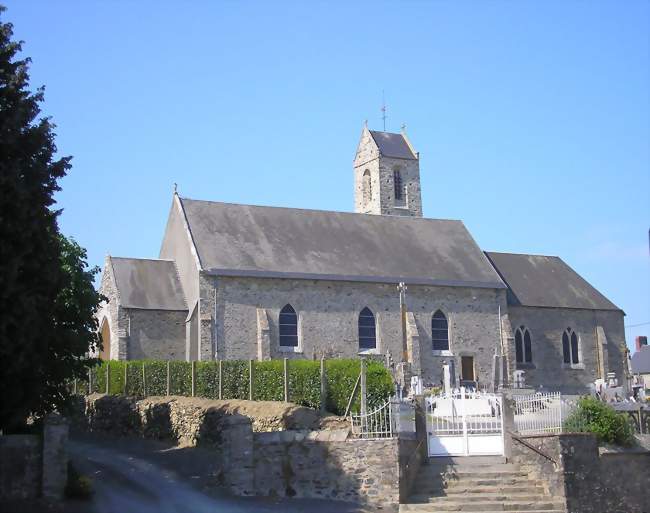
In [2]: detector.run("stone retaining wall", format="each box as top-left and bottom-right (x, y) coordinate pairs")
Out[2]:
(510, 433), (650, 513)
(78, 394), (411, 507)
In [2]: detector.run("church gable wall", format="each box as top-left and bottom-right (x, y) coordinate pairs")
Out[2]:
(96, 258), (129, 360)
(160, 196), (200, 311)
(212, 276), (505, 386)
(124, 308), (186, 361)
(506, 306), (625, 393)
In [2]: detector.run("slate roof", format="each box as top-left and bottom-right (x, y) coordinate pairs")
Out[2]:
(484, 252), (620, 311)
(369, 131), (417, 160)
(179, 197), (505, 289)
(109, 257), (187, 310)
(631, 346), (650, 375)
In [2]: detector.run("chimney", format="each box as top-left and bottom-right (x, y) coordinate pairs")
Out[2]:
(636, 336), (648, 352)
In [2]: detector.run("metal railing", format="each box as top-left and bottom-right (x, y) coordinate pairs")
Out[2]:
(513, 392), (575, 435)
(349, 399), (395, 439)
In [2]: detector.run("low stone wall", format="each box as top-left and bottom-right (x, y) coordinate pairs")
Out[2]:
(0, 414), (69, 503)
(253, 429), (400, 504)
(78, 394), (409, 507)
(510, 433), (650, 513)
(0, 435), (41, 500)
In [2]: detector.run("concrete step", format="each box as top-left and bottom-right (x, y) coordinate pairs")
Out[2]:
(413, 478), (544, 492)
(400, 500), (565, 511)
(411, 493), (551, 503)
(402, 509), (564, 513)
(427, 456), (508, 465)
(422, 485), (546, 495)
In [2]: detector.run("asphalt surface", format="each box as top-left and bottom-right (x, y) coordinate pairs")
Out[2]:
(63, 436), (382, 513)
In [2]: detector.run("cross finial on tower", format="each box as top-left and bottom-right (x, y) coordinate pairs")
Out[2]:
(381, 90), (387, 132)
(401, 123), (406, 133)
(173, 182), (178, 194)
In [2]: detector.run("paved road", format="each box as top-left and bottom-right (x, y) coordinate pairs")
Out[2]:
(66, 436), (378, 513)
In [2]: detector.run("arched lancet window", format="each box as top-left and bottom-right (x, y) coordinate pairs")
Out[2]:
(432, 310), (449, 351)
(279, 304), (298, 347)
(393, 169), (403, 201)
(514, 326), (533, 364)
(358, 307), (376, 350)
(362, 170), (372, 204)
(562, 327), (580, 364)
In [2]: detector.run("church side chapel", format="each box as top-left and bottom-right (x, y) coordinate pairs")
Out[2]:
(96, 126), (625, 394)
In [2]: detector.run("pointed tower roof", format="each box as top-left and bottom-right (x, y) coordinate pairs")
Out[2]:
(369, 130), (417, 160)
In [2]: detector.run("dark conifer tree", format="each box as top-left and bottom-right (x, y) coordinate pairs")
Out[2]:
(0, 6), (102, 431)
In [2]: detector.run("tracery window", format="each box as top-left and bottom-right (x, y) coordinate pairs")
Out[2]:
(562, 327), (580, 364)
(514, 326), (533, 364)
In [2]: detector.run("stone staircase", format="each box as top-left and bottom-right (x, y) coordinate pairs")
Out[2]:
(400, 457), (566, 513)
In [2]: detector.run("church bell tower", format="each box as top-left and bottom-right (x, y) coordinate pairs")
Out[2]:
(353, 125), (422, 217)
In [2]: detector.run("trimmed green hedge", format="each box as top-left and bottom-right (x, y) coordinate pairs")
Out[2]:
(85, 358), (393, 416)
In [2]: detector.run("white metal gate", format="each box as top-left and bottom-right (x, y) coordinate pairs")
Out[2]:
(426, 389), (504, 457)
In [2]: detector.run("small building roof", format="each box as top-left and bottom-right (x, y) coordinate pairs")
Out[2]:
(631, 346), (650, 375)
(369, 131), (417, 160)
(109, 257), (187, 310)
(180, 197), (505, 289)
(485, 252), (620, 311)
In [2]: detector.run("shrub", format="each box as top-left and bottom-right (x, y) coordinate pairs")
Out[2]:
(253, 360), (284, 401)
(563, 396), (635, 446)
(65, 462), (93, 499)
(288, 360), (321, 409)
(195, 361), (220, 399)
(221, 360), (249, 399)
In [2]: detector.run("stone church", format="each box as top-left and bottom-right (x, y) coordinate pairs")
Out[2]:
(97, 126), (626, 393)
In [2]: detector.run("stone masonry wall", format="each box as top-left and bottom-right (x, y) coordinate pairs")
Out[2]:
(0, 435), (41, 500)
(213, 275), (508, 387)
(78, 394), (408, 506)
(96, 257), (129, 359)
(254, 431), (401, 505)
(510, 433), (649, 513)
(507, 307), (626, 393)
(126, 308), (186, 360)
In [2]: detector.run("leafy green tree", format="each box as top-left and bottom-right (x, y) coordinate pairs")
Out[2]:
(0, 6), (102, 431)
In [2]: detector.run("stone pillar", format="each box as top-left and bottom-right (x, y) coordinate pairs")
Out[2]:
(220, 416), (254, 495)
(42, 413), (69, 501)
(405, 312), (421, 376)
(500, 315), (515, 388)
(501, 396), (515, 461)
(256, 308), (271, 361)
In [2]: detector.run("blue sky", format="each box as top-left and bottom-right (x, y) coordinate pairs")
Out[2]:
(5, 1), (649, 349)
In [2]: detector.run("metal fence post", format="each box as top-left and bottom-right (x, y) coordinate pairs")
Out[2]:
(88, 368), (93, 394)
(320, 357), (327, 414)
(218, 359), (223, 400)
(142, 362), (147, 397)
(283, 358), (289, 402)
(166, 361), (171, 396)
(73, 378), (78, 396)
(106, 361), (110, 394)
(249, 360), (254, 401)
(191, 361), (196, 397)
(124, 362), (128, 395)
